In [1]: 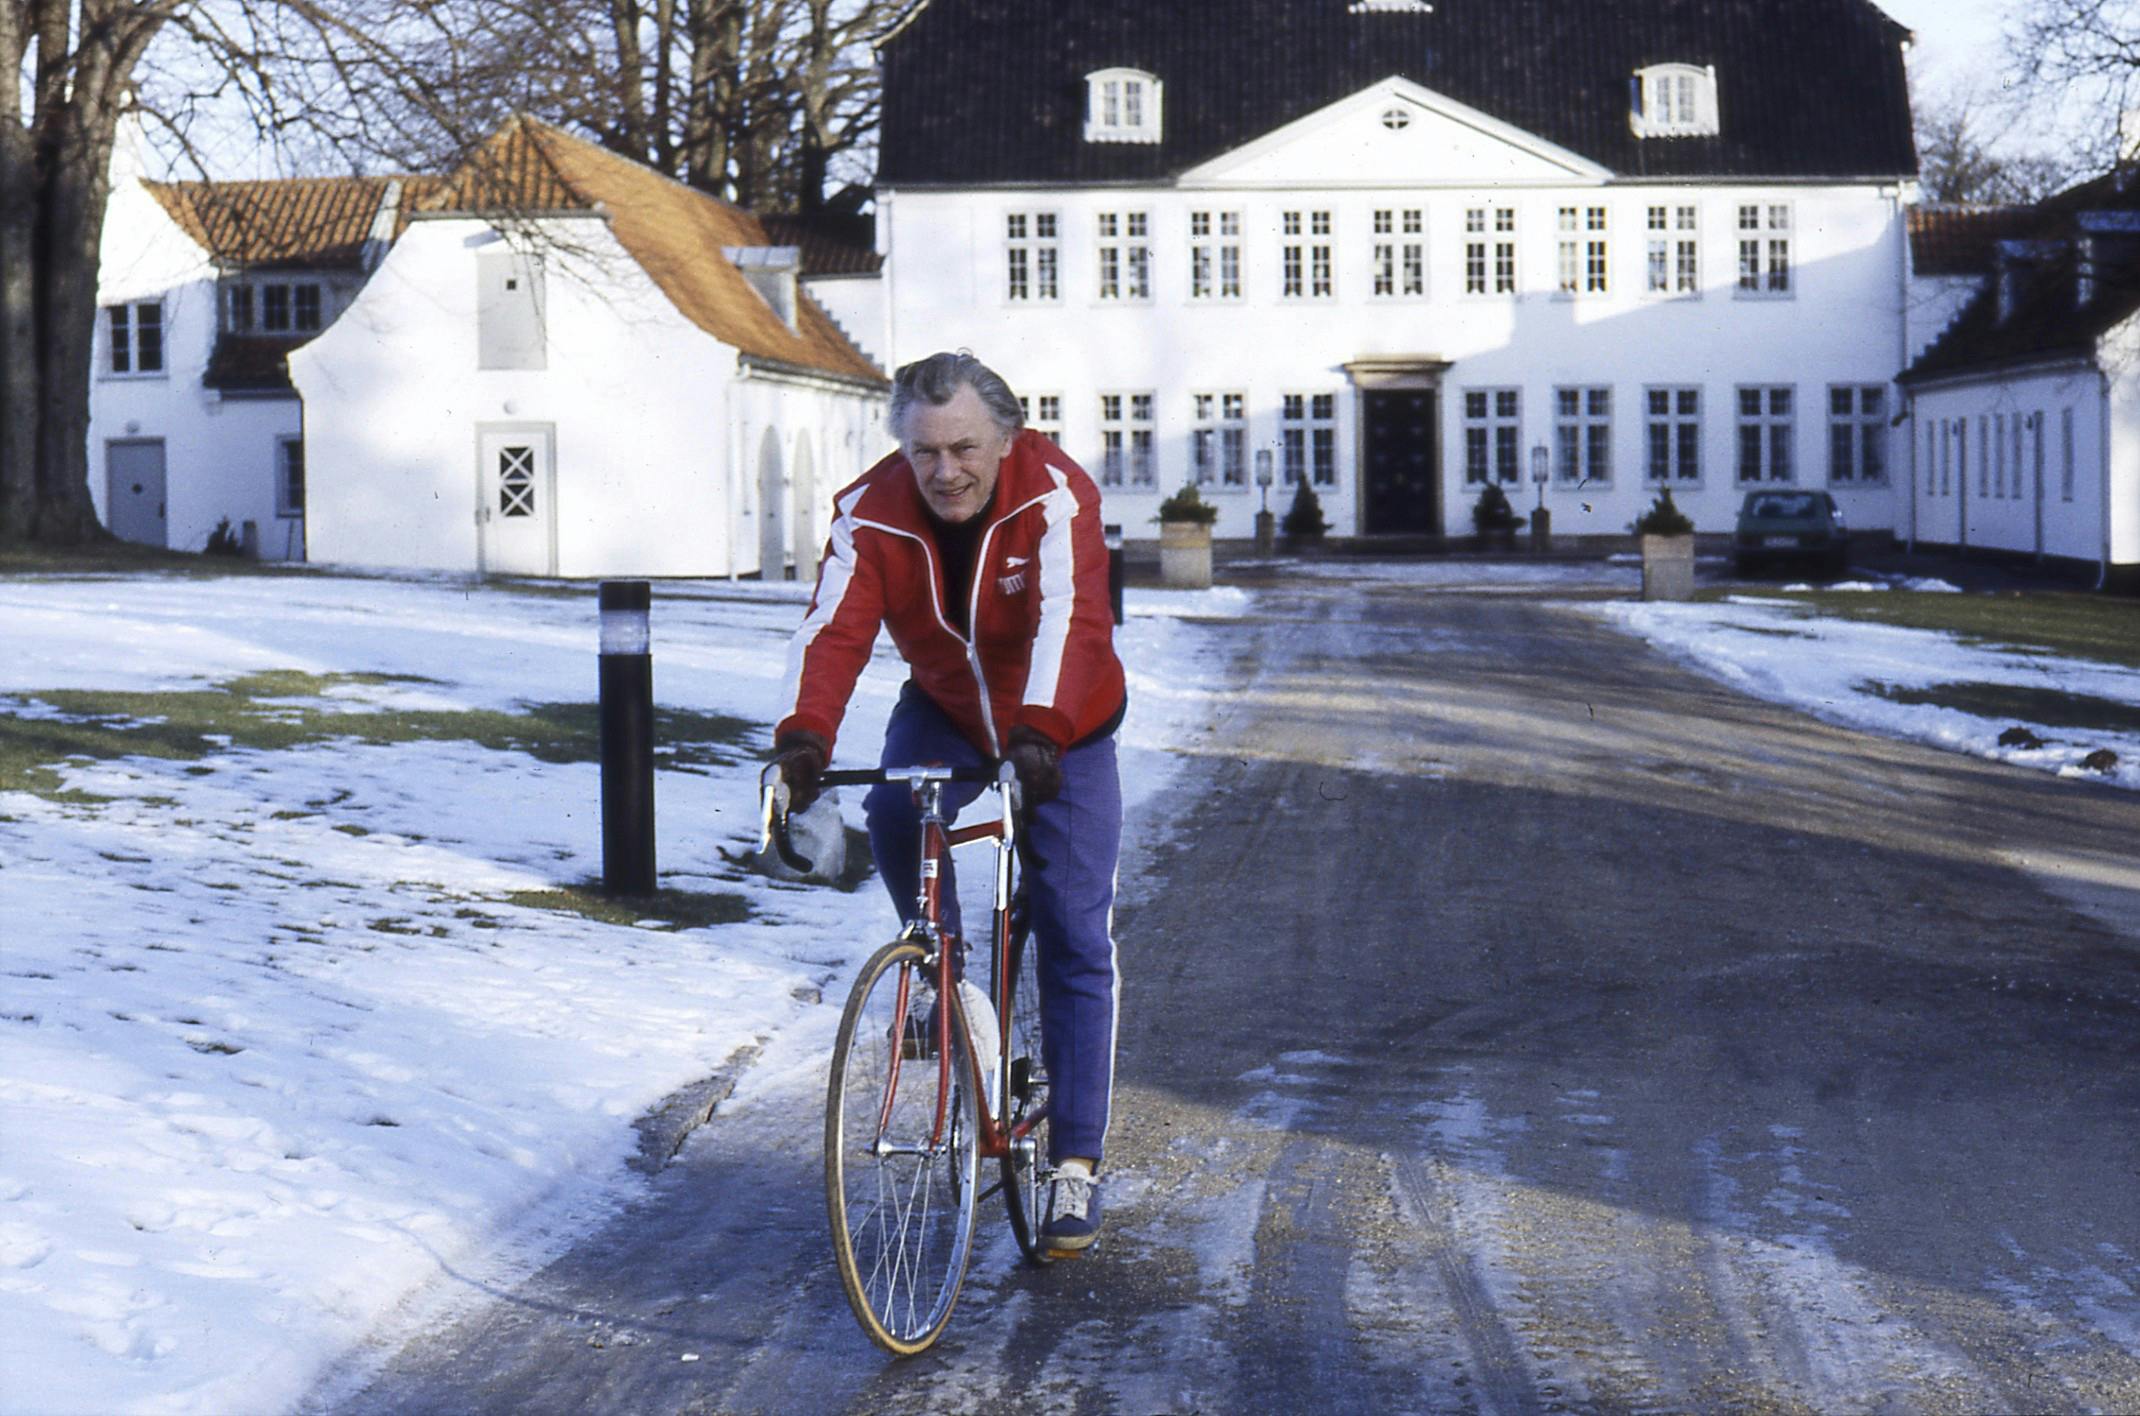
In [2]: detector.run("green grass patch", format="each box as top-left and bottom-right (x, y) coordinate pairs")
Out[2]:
(0, 671), (753, 801)
(498, 882), (752, 931)
(0, 540), (302, 579)
(1700, 588), (2140, 669)
(1865, 680), (2140, 736)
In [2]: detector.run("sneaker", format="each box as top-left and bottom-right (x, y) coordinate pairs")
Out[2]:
(1039, 1167), (1101, 1253)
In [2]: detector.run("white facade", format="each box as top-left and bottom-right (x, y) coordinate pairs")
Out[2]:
(291, 214), (885, 579)
(1902, 330), (2140, 576)
(881, 78), (1914, 540)
(89, 177), (306, 558)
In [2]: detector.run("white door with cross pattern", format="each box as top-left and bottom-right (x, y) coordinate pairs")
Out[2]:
(477, 427), (555, 576)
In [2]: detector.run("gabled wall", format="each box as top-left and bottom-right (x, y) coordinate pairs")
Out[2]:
(90, 178), (304, 557)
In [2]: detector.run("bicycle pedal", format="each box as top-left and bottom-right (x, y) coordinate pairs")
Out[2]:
(1042, 1245), (1090, 1261)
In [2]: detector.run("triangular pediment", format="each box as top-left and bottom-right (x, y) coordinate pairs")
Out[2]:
(1180, 77), (1611, 188)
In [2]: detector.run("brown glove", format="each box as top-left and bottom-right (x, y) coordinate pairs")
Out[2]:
(771, 730), (829, 815)
(1005, 726), (1063, 806)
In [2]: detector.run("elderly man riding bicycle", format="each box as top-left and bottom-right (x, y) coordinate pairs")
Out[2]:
(772, 350), (1127, 1254)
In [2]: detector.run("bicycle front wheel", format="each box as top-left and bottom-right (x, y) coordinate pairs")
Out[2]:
(999, 919), (1054, 1264)
(825, 939), (980, 1355)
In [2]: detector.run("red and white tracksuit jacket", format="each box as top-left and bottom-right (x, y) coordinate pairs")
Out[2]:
(777, 430), (1127, 758)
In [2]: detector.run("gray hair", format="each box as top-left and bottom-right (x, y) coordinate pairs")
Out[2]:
(889, 351), (1024, 440)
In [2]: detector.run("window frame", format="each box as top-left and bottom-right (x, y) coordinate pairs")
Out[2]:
(1083, 67), (1164, 144)
(103, 299), (166, 378)
(1017, 392), (1063, 445)
(1096, 210), (1153, 303)
(1280, 209), (1334, 301)
(1462, 387), (1523, 486)
(1734, 384), (1796, 484)
(1191, 391), (1249, 490)
(1644, 386), (1703, 485)
(1826, 384), (1888, 486)
(1371, 207), (1426, 300)
(1464, 206), (1517, 296)
(1554, 386), (1614, 484)
(1556, 205), (1609, 297)
(1631, 63), (1721, 139)
(1735, 203), (1793, 298)
(276, 435), (305, 519)
(1189, 210), (1244, 302)
(1280, 392), (1339, 488)
(1098, 391), (1157, 490)
(1644, 204), (1700, 297)
(1004, 210), (1062, 304)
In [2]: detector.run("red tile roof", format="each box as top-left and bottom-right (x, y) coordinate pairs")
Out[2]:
(419, 118), (884, 385)
(144, 177), (398, 270)
(1908, 205), (2043, 279)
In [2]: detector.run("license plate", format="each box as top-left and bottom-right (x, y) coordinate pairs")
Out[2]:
(1761, 535), (1797, 548)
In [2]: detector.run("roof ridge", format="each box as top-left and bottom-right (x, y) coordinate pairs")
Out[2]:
(516, 116), (775, 234)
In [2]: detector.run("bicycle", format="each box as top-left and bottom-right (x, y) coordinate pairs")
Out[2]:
(760, 759), (1057, 1355)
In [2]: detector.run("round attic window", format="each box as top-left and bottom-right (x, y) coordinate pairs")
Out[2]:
(1381, 107), (1413, 131)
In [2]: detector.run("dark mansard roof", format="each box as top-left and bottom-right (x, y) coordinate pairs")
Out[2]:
(876, 0), (1918, 188)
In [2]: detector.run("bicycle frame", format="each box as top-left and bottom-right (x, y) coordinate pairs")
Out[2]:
(763, 762), (1048, 1167)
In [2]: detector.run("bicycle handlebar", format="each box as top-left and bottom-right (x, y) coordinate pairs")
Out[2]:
(758, 760), (1027, 875)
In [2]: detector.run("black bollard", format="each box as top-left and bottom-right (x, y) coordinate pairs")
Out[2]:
(1104, 522), (1124, 626)
(598, 580), (656, 896)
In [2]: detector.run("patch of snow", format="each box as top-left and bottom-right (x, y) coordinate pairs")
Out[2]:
(0, 569), (1236, 1414)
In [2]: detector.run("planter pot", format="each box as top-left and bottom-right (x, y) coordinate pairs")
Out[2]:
(1641, 533), (1696, 601)
(1159, 519), (1214, 589)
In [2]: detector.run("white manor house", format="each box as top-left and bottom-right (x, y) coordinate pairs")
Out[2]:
(84, 0), (2137, 580)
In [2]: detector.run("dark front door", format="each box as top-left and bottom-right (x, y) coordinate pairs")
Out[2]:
(1361, 389), (1438, 534)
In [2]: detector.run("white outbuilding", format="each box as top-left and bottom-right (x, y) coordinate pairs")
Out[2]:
(290, 116), (888, 580)
(1898, 179), (2140, 590)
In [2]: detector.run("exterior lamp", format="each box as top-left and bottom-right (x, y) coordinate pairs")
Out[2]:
(1528, 441), (1552, 554)
(1253, 447), (1277, 556)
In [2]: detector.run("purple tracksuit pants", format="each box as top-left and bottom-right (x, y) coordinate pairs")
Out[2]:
(864, 683), (1121, 1167)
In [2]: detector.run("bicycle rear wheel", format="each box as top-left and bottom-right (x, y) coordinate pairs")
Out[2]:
(998, 919), (1054, 1264)
(825, 939), (980, 1354)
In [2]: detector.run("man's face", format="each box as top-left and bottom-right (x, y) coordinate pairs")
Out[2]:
(901, 384), (1013, 524)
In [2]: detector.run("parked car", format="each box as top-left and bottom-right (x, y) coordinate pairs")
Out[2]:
(1734, 490), (1848, 576)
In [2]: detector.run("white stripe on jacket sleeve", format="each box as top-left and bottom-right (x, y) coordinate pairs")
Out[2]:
(1022, 468), (1080, 715)
(779, 486), (867, 727)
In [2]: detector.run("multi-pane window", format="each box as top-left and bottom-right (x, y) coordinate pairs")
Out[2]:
(276, 437), (305, 517)
(1735, 385), (1795, 483)
(1465, 207), (1517, 294)
(1463, 388), (1522, 484)
(1018, 393), (1062, 444)
(1190, 211), (1243, 300)
(294, 284), (322, 332)
(1827, 385), (1886, 484)
(1372, 208), (1426, 298)
(1978, 415), (1990, 497)
(105, 301), (164, 375)
(225, 285), (254, 332)
(1097, 212), (1151, 301)
(1736, 204), (1792, 295)
(1281, 210), (1333, 299)
(1192, 392), (1249, 488)
(1098, 392), (1156, 489)
(2011, 412), (2025, 499)
(2061, 406), (2076, 501)
(1554, 387), (1613, 483)
(1085, 70), (1162, 143)
(1280, 393), (1338, 487)
(1646, 205), (1699, 295)
(1994, 413), (2008, 497)
(1646, 387), (1701, 483)
(1005, 212), (1060, 302)
(262, 283), (290, 331)
(1556, 206), (1609, 295)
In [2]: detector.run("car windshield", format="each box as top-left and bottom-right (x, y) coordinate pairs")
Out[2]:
(1745, 492), (1822, 519)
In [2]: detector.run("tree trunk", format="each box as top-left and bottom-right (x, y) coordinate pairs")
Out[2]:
(0, 6), (39, 543)
(31, 110), (114, 544)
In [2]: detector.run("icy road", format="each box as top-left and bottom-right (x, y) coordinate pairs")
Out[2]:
(320, 571), (2140, 1415)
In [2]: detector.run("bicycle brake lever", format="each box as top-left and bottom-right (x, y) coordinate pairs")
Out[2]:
(758, 768), (817, 873)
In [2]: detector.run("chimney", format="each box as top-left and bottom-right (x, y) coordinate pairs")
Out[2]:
(1993, 239), (2059, 324)
(724, 245), (802, 330)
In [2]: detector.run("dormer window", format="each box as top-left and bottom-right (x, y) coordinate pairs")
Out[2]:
(1631, 64), (1719, 139)
(725, 245), (801, 329)
(1084, 68), (1162, 144)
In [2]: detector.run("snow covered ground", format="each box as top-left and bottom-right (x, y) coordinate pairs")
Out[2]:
(0, 571), (1241, 1415)
(1588, 582), (2140, 793)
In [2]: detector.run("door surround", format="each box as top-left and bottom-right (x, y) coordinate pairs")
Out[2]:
(1344, 357), (1451, 536)
(473, 422), (559, 577)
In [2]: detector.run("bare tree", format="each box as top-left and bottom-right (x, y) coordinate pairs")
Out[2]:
(2010, 0), (2140, 173)
(1915, 83), (2074, 205)
(2, 0), (894, 548)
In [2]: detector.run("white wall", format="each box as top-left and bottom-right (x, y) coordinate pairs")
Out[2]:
(1906, 364), (2107, 564)
(90, 179), (303, 557)
(882, 177), (1910, 539)
(805, 273), (887, 370)
(293, 213), (887, 579)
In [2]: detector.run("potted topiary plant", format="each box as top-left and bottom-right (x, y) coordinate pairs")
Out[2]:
(1471, 482), (1521, 551)
(1631, 486), (1697, 601)
(1279, 479), (1330, 552)
(1155, 482), (1219, 588)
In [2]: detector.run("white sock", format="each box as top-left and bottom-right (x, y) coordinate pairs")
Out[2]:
(1057, 1158), (1094, 1181)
